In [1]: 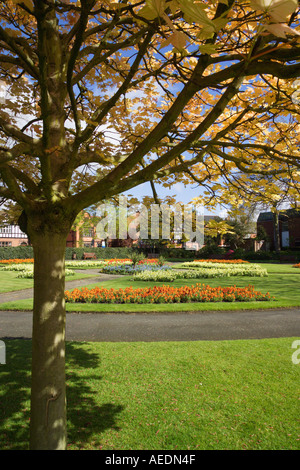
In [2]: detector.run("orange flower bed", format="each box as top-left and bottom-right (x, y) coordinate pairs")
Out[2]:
(0, 258), (34, 264)
(137, 258), (159, 264)
(105, 258), (159, 265)
(105, 258), (132, 264)
(65, 284), (274, 304)
(193, 259), (249, 264)
(293, 263), (300, 268)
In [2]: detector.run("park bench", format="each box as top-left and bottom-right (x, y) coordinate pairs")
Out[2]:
(83, 252), (97, 260)
(279, 255), (297, 263)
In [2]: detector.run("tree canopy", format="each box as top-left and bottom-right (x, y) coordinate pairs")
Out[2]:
(1, 0), (300, 450)
(0, 0), (300, 220)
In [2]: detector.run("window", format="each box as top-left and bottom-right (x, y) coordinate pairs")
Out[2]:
(83, 228), (94, 238)
(295, 238), (300, 247)
(0, 241), (12, 246)
(0, 226), (11, 234)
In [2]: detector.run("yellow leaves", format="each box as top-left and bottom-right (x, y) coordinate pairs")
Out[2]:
(250, 0), (300, 38)
(138, 0), (166, 20)
(205, 219), (234, 238)
(250, 0), (298, 22)
(139, 0), (226, 54)
(263, 23), (300, 38)
(179, 0), (217, 30)
(160, 31), (189, 51)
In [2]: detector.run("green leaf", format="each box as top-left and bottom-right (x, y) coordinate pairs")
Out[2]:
(198, 44), (219, 54)
(178, 0), (215, 29)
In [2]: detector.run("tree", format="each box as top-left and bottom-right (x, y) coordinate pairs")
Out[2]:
(1, 0), (300, 449)
(197, 171), (300, 251)
(204, 219), (234, 244)
(225, 205), (257, 249)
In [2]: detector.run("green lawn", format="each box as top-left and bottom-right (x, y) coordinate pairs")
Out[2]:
(1, 337), (299, 450)
(1, 263), (299, 311)
(0, 270), (99, 294)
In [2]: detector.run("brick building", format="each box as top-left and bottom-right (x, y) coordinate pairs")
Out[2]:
(0, 224), (29, 246)
(257, 209), (300, 250)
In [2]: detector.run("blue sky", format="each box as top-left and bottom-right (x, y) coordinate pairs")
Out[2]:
(123, 180), (229, 218)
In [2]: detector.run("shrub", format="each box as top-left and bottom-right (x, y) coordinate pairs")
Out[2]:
(130, 252), (146, 266)
(0, 246), (34, 260)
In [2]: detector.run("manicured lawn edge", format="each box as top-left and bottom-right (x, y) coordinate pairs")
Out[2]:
(0, 298), (298, 312)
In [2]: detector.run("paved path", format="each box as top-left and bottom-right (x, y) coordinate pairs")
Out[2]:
(0, 308), (299, 342)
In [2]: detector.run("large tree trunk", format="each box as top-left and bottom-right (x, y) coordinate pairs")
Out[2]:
(29, 230), (68, 450)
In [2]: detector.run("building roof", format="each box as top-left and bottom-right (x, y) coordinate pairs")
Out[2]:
(257, 209), (300, 222)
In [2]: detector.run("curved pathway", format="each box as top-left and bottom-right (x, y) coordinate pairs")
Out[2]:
(0, 308), (299, 342)
(0, 269), (299, 341)
(0, 270), (121, 303)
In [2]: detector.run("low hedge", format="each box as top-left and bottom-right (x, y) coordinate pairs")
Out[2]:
(0, 246), (34, 260)
(0, 246), (140, 260)
(1, 245), (299, 262)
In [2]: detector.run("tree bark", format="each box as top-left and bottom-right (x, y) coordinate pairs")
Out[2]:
(29, 230), (68, 450)
(273, 211), (281, 253)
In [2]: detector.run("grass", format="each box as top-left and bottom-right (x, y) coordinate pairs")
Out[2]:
(0, 337), (299, 450)
(0, 263), (299, 311)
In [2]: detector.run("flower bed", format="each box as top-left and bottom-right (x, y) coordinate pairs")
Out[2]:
(180, 261), (256, 270)
(66, 260), (107, 268)
(132, 265), (268, 281)
(104, 258), (161, 266)
(105, 258), (133, 265)
(16, 268), (75, 278)
(293, 263), (300, 268)
(65, 284), (274, 304)
(1, 263), (34, 271)
(0, 258), (34, 264)
(102, 264), (169, 275)
(193, 259), (249, 264)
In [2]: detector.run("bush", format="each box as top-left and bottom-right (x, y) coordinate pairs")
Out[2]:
(65, 246), (140, 260)
(0, 246), (33, 260)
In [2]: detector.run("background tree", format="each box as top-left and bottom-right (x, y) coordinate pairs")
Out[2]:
(1, 0), (300, 450)
(204, 219), (234, 245)
(196, 171), (300, 251)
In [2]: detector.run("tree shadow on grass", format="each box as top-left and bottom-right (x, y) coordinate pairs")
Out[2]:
(0, 339), (124, 450)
